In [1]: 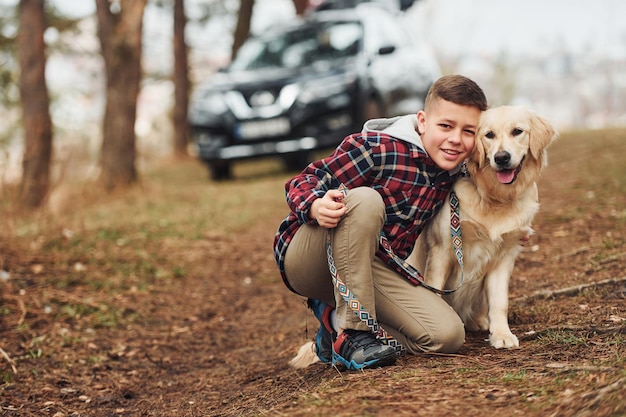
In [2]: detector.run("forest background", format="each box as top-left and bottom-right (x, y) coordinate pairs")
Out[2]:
(0, 1), (625, 416)
(0, 0), (625, 207)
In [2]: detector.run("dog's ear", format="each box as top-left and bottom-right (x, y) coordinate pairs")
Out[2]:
(472, 128), (486, 168)
(529, 114), (558, 161)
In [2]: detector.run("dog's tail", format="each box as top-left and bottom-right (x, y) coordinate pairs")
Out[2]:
(288, 341), (320, 368)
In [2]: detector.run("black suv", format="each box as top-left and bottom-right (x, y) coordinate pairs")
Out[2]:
(188, 3), (440, 179)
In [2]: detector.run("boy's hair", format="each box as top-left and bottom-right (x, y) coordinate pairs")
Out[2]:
(424, 74), (488, 112)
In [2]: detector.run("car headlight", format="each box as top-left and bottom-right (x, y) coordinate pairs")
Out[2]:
(298, 72), (357, 104)
(190, 90), (229, 122)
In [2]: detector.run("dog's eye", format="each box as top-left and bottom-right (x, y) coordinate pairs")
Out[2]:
(485, 131), (495, 139)
(512, 128), (523, 136)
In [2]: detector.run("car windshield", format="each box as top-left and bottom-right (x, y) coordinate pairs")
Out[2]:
(230, 21), (362, 71)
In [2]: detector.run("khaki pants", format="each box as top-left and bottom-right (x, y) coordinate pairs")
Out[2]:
(284, 187), (465, 354)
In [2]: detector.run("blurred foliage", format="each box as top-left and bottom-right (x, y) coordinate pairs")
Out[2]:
(186, 0), (237, 25)
(151, 0), (236, 25)
(0, 2), (82, 148)
(0, 5), (18, 109)
(0, 0), (236, 150)
(491, 51), (518, 107)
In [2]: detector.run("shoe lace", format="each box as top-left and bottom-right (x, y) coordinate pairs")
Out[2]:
(343, 329), (381, 350)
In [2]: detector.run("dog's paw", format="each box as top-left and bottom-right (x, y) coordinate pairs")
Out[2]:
(489, 330), (519, 349)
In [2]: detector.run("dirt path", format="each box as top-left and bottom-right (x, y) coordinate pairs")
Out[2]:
(1, 131), (625, 416)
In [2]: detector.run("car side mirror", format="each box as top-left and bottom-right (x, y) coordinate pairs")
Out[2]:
(378, 45), (396, 55)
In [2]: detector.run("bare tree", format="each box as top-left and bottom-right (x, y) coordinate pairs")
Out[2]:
(292, 0), (307, 15)
(95, 0), (147, 191)
(232, 0), (307, 60)
(18, 0), (52, 209)
(173, 0), (189, 158)
(231, 0), (253, 59)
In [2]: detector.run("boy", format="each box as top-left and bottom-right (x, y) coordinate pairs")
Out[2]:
(273, 74), (488, 370)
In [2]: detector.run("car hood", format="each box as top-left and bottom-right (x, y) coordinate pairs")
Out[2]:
(205, 60), (355, 92)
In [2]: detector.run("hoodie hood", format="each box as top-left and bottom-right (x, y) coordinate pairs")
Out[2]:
(362, 114), (463, 176)
(362, 114), (424, 149)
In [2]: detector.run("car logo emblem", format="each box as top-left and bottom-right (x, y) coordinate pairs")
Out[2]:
(249, 90), (275, 107)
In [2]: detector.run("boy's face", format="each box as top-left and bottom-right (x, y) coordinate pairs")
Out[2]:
(417, 98), (481, 171)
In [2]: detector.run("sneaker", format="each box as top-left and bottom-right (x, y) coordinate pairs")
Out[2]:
(332, 329), (397, 370)
(307, 299), (334, 363)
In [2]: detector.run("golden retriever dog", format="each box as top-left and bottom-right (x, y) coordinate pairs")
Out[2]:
(407, 105), (557, 349)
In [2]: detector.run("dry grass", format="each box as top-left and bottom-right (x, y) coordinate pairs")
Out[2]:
(0, 128), (624, 416)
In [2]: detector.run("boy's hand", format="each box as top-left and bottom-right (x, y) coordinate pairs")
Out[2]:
(310, 189), (347, 228)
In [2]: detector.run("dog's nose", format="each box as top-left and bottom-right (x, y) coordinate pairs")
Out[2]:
(494, 151), (511, 167)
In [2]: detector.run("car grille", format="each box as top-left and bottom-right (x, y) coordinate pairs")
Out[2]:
(242, 86), (283, 108)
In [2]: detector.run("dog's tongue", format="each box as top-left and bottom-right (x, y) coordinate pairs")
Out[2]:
(496, 169), (516, 184)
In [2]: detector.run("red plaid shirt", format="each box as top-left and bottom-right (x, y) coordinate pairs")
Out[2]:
(273, 130), (458, 293)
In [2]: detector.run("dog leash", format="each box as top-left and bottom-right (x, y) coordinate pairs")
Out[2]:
(325, 185), (465, 353)
(380, 190), (465, 296)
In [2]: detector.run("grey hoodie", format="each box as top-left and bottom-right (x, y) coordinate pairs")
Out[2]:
(362, 114), (463, 176)
(362, 114), (424, 149)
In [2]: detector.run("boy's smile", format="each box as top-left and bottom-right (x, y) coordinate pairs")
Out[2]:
(417, 99), (481, 171)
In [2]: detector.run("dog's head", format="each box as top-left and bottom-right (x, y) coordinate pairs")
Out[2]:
(470, 106), (557, 184)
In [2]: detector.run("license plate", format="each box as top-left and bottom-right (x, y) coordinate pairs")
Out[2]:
(235, 118), (290, 140)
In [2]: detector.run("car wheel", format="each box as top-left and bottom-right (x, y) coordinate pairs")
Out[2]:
(209, 161), (232, 181)
(282, 151), (310, 172)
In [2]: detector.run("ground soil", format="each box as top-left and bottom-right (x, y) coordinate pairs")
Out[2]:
(0, 136), (625, 416)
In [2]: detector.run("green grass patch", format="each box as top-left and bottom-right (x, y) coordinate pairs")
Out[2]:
(537, 329), (589, 346)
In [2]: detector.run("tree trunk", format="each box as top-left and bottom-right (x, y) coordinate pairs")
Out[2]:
(173, 0), (189, 158)
(292, 0), (308, 15)
(95, 0), (147, 191)
(231, 0), (254, 59)
(18, 0), (52, 209)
